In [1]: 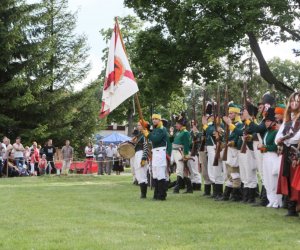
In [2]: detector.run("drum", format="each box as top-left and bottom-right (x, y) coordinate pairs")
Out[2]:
(118, 141), (135, 159)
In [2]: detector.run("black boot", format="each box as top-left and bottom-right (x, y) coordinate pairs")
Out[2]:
(203, 184), (211, 196)
(242, 187), (249, 203)
(153, 179), (158, 200)
(247, 188), (256, 204)
(230, 188), (242, 202)
(157, 179), (167, 200)
(193, 183), (201, 191)
(282, 195), (289, 209)
(140, 183), (147, 199)
(260, 185), (269, 206)
(286, 200), (299, 217)
(216, 186), (232, 201)
(214, 184), (223, 200)
(183, 177), (193, 193)
(173, 176), (183, 194)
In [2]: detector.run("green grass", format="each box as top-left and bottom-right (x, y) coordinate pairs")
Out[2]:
(0, 175), (299, 250)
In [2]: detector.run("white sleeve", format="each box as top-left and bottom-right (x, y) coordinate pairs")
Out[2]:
(275, 123), (285, 145)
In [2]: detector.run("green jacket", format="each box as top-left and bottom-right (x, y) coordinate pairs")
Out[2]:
(148, 125), (171, 156)
(262, 129), (278, 152)
(228, 121), (243, 148)
(173, 128), (191, 155)
(232, 124), (254, 151)
(204, 123), (224, 146)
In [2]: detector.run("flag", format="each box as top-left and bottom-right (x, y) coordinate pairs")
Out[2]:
(99, 20), (139, 118)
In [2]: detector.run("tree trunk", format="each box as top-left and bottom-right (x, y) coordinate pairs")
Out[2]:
(247, 32), (294, 96)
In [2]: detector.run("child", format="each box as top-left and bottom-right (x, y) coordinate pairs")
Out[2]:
(38, 154), (47, 175)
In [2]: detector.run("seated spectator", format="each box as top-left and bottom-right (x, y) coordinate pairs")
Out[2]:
(5, 152), (20, 177)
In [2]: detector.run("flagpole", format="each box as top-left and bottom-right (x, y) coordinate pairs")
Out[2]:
(115, 17), (144, 122)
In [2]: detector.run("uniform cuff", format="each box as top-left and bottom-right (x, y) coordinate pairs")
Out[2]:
(229, 124), (236, 131)
(245, 119), (251, 126)
(203, 124), (208, 131)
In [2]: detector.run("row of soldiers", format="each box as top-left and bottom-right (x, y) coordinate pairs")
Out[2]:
(130, 91), (300, 217)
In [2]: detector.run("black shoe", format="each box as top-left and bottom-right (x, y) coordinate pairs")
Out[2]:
(260, 185), (269, 206)
(203, 184), (211, 196)
(193, 183), (201, 191)
(183, 177), (193, 193)
(153, 179), (158, 200)
(247, 188), (256, 204)
(242, 187), (249, 203)
(209, 183), (217, 199)
(216, 186), (232, 201)
(173, 176), (183, 194)
(158, 179), (167, 200)
(230, 188), (242, 202)
(140, 183), (147, 199)
(282, 195), (288, 209)
(214, 184), (224, 200)
(286, 200), (299, 217)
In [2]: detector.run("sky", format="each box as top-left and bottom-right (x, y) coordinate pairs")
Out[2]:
(29, 1), (300, 90)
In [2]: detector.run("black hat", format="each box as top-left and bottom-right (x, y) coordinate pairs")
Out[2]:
(247, 102), (258, 117)
(262, 92), (275, 106)
(132, 129), (139, 136)
(175, 112), (188, 126)
(264, 108), (276, 122)
(161, 118), (169, 128)
(205, 102), (213, 116)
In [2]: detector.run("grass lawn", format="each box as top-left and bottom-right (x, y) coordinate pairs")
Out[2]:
(0, 174), (299, 250)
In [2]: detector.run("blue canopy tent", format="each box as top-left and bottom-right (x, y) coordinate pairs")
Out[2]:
(101, 132), (131, 144)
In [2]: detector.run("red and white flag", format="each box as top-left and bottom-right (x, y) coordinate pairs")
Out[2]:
(99, 20), (139, 118)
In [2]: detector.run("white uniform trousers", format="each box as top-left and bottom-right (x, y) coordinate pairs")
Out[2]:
(262, 152), (282, 207)
(253, 141), (263, 182)
(188, 155), (202, 184)
(152, 147), (167, 181)
(238, 149), (257, 188)
(199, 151), (212, 184)
(207, 145), (224, 184)
(134, 150), (148, 184)
(224, 147), (240, 187)
(173, 149), (189, 178)
(130, 156), (136, 181)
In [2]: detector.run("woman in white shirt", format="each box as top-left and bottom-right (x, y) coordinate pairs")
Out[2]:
(83, 142), (94, 174)
(275, 91), (300, 217)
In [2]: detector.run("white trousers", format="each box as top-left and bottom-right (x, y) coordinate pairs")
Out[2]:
(62, 160), (71, 175)
(238, 150), (257, 188)
(207, 145), (224, 184)
(224, 147), (239, 187)
(188, 155), (202, 184)
(152, 147), (167, 180)
(253, 141), (263, 181)
(134, 150), (148, 184)
(199, 151), (212, 184)
(262, 152), (282, 207)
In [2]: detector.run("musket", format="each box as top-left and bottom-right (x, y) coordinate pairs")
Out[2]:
(240, 82), (248, 154)
(199, 90), (206, 152)
(222, 85), (229, 161)
(213, 85), (221, 166)
(191, 82), (198, 157)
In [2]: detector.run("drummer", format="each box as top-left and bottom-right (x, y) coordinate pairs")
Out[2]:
(133, 121), (150, 198)
(142, 113), (170, 201)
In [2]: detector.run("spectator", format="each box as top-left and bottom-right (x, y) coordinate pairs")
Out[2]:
(38, 154), (47, 175)
(113, 146), (124, 175)
(0, 138), (6, 177)
(6, 152), (20, 177)
(30, 142), (40, 175)
(12, 136), (25, 169)
(106, 143), (117, 175)
(61, 140), (74, 176)
(42, 139), (56, 174)
(24, 146), (31, 170)
(83, 142), (94, 174)
(95, 141), (106, 175)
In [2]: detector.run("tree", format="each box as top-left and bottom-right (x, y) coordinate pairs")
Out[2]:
(125, 0), (300, 96)
(0, 0), (101, 149)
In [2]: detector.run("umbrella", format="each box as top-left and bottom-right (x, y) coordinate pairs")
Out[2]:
(101, 132), (131, 144)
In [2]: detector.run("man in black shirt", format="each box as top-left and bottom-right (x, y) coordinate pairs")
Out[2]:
(43, 139), (57, 174)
